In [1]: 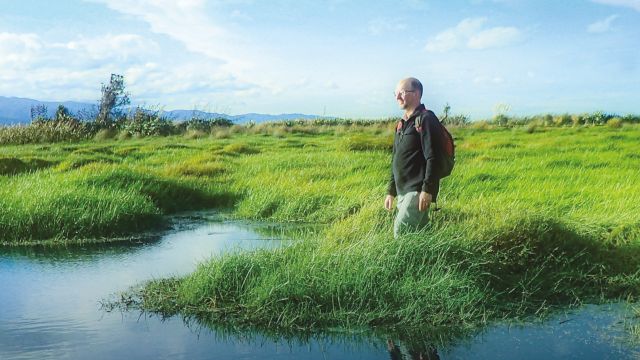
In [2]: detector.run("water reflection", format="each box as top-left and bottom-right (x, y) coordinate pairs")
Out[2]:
(1, 211), (639, 359)
(387, 339), (440, 360)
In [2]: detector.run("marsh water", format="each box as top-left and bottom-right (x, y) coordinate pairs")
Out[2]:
(1, 211), (638, 359)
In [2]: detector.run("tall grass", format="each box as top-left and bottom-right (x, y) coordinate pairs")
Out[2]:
(0, 137), (235, 244)
(3, 110), (636, 146)
(2, 124), (640, 331)
(137, 125), (640, 330)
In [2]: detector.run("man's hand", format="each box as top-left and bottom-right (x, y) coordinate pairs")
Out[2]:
(418, 192), (432, 212)
(384, 195), (395, 211)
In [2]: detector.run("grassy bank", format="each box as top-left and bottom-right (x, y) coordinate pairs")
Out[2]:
(0, 137), (239, 243)
(2, 123), (640, 330)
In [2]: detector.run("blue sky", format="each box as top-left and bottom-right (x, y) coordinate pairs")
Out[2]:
(0, 0), (638, 119)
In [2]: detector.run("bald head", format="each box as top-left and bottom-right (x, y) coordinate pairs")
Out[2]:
(398, 77), (423, 99)
(395, 77), (423, 113)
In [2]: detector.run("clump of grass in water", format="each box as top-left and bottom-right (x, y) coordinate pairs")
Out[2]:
(621, 304), (640, 345)
(138, 223), (487, 329)
(136, 209), (640, 330)
(0, 172), (163, 243)
(0, 156), (235, 243)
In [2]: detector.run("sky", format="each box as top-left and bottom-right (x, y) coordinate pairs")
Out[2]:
(0, 0), (638, 119)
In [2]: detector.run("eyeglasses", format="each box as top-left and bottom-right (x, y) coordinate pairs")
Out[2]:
(394, 90), (415, 97)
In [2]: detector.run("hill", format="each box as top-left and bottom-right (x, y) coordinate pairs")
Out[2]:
(0, 96), (323, 125)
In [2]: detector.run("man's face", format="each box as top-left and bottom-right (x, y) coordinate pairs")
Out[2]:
(395, 81), (418, 110)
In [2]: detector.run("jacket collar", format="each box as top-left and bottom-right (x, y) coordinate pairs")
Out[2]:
(402, 104), (426, 121)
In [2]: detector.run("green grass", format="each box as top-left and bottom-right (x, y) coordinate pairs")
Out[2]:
(0, 137), (236, 244)
(2, 123), (640, 332)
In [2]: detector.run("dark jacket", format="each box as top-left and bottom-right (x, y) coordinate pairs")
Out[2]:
(387, 104), (440, 201)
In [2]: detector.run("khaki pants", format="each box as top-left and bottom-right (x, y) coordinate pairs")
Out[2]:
(394, 191), (429, 238)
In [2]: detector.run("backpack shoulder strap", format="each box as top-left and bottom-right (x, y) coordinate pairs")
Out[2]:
(415, 108), (432, 152)
(416, 109), (443, 212)
(415, 113), (422, 129)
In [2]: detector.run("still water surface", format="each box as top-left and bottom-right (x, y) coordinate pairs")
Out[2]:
(1, 212), (638, 359)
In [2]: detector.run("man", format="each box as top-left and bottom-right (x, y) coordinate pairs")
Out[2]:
(384, 77), (440, 238)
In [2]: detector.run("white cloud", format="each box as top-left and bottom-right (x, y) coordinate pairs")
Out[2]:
(0, 31), (160, 70)
(92, 0), (249, 71)
(467, 26), (521, 49)
(455, 17), (489, 35)
(425, 17), (521, 52)
(0, 32), (42, 68)
(424, 30), (459, 52)
(592, 0), (640, 12)
(587, 14), (619, 33)
(425, 18), (486, 52)
(0, 32), (41, 51)
(367, 18), (407, 35)
(58, 34), (160, 61)
(89, 0), (278, 97)
(125, 60), (246, 97)
(0, 27), (251, 106)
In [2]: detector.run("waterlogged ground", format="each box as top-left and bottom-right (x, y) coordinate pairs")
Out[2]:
(1, 212), (639, 359)
(2, 124), (640, 357)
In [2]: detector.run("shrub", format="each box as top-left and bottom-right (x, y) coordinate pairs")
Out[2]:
(571, 114), (584, 127)
(341, 134), (393, 151)
(117, 131), (132, 141)
(222, 143), (259, 154)
(271, 128), (288, 138)
(443, 114), (470, 127)
(621, 114), (640, 124)
(184, 129), (207, 139)
(470, 121), (490, 130)
(607, 118), (623, 128)
(0, 116), (92, 145)
(584, 111), (614, 126)
(553, 114), (572, 126)
(229, 125), (245, 135)
(291, 125), (319, 135)
(179, 117), (233, 133)
(211, 127), (231, 139)
(525, 123), (538, 133)
(120, 108), (173, 137)
(492, 114), (509, 126)
(94, 128), (118, 141)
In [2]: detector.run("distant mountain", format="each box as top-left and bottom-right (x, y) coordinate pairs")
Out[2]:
(0, 96), (96, 125)
(0, 96), (323, 125)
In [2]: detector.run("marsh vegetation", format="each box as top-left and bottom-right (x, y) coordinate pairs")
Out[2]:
(1, 117), (639, 334)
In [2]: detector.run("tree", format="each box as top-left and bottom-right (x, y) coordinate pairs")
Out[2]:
(30, 104), (48, 122)
(97, 73), (130, 128)
(55, 104), (71, 121)
(441, 102), (451, 123)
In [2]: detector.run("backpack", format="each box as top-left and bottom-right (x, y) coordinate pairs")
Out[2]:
(415, 109), (455, 179)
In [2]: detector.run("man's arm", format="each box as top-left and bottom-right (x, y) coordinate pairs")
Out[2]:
(385, 128), (398, 211)
(387, 127), (398, 197)
(420, 112), (438, 196)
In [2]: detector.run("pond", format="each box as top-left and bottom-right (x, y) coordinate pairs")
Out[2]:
(1, 211), (638, 359)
